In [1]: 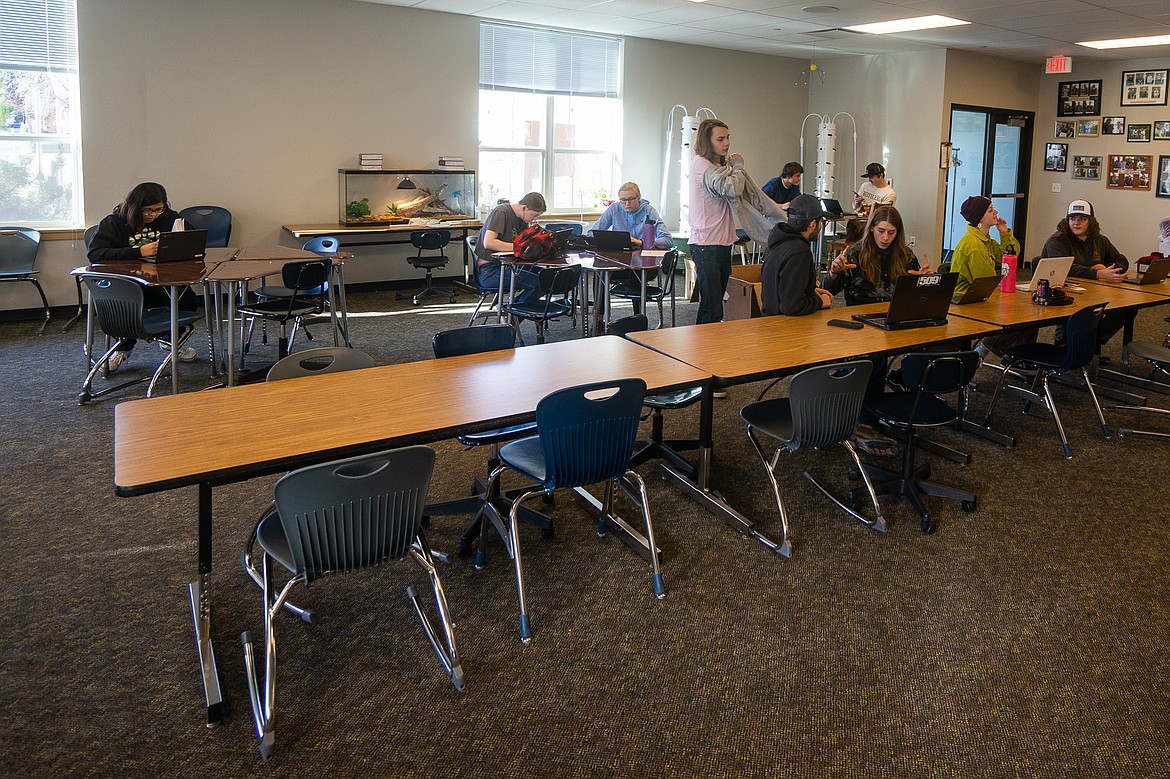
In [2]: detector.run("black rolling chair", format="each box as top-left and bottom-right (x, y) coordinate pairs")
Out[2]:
(502, 264), (581, 345)
(178, 205), (232, 247)
(424, 325), (552, 567)
(77, 272), (202, 404)
(238, 259), (329, 361)
(608, 249), (681, 328)
(606, 314), (703, 471)
(398, 229), (457, 305)
(0, 226), (50, 335)
(740, 361), (885, 557)
(240, 446), (463, 760)
(485, 378), (665, 644)
(982, 302), (1110, 459)
(851, 351), (982, 534)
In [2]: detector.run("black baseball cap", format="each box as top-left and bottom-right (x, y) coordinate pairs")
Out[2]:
(861, 163), (885, 178)
(787, 194), (831, 222)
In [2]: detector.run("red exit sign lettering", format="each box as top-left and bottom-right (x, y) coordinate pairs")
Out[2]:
(1046, 56), (1072, 74)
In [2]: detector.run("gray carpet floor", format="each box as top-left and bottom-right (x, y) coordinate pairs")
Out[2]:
(3, 280), (1170, 777)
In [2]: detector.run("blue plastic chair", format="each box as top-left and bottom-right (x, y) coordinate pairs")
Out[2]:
(0, 226), (49, 334)
(240, 446), (462, 760)
(178, 205), (232, 247)
(487, 378), (664, 644)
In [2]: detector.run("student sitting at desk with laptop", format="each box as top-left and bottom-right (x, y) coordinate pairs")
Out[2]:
(589, 181), (673, 250)
(823, 205), (932, 305)
(87, 182), (200, 371)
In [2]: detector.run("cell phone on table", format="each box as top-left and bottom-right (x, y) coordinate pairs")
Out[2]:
(828, 319), (864, 330)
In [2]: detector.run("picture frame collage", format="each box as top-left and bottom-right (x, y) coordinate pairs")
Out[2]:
(1050, 71), (1170, 197)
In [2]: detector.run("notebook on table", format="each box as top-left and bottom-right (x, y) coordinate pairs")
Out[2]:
(1123, 257), (1170, 285)
(1016, 256), (1072, 291)
(952, 274), (1000, 304)
(147, 229), (208, 263)
(591, 230), (633, 251)
(820, 198), (856, 218)
(852, 272), (958, 330)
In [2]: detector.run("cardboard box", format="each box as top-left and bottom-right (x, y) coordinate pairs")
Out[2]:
(683, 257), (699, 302)
(724, 263), (764, 320)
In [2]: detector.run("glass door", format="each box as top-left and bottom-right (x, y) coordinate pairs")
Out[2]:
(943, 106), (1034, 259)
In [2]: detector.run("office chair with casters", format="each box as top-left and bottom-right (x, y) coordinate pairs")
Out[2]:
(178, 205), (232, 247)
(606, 315), (704, 471)
(425, 325), (550, 567)
(485, 378), (664, 644)
(982, 302), (1110, 459)
(608, 249), (680, 328)
(466, 236), (500, 325)
(541, 221), (584, 236)
(77, 273), (202, 404)
(0, 226), (50, 335)
(238, 259), (329, 362)
(851, 351), (981, 534)
(398, 229), (457, 305)
(740, 361), (885, 557)
(502, 264), (581, 345)
(240, 446), (463, 760)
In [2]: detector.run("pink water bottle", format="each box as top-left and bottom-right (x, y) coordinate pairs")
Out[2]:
(642, 221), (655, 251)
(1000, 254), (1018, 293)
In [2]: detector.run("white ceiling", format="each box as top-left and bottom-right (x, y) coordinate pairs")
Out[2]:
(360, 0), (1170, 63)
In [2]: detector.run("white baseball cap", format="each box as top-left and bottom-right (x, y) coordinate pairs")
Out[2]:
(1067, 199), (1094, 218)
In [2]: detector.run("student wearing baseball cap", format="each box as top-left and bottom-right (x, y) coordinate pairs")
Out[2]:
(760, 194), (834, 316)
(1039, 199), (1128, 282)
(853, 162), (896, 213)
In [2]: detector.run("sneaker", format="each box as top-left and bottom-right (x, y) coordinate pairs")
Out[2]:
(107, 350), (131, 373)
(160, 342), (198, 362)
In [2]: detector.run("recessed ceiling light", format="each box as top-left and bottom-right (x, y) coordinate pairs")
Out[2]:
(844, 15), (969, 35)
(802, 6), (839, 13)
(1077, 34), (1170, 50)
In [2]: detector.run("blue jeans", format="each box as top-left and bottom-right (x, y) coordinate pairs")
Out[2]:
(690, 244), (732, 324)
(477, 262), (541, 305)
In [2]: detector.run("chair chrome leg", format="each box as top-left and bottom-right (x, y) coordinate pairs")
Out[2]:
(409, 535), (465, 691)
(745, 427), (793, 558)
(1040, 374), (1072, 458)
(241, 509), (315, 622)
(508, 488), (545, 644)
(624, 470), (665, 598)
(1081, 366), (1111, 440)
(240, 553), (296, 761)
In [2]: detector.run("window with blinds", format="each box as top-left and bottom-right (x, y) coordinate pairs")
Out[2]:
(478, 23), (623, 213)
(1, 0), (82, 227)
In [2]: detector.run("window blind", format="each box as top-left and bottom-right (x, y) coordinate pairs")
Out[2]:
(0, 0), (78, 73)
(480, 22), (620, 98)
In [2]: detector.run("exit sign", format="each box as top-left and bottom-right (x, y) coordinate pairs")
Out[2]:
(1046, 56), (1073, 74)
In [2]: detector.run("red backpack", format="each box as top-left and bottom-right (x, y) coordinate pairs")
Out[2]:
(513, 224), (557, 261)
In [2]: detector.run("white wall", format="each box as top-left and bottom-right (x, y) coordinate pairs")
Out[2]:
(2, 0), (808, 313)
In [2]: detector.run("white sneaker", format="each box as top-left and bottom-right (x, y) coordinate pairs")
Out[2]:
(160, 342), (199, 362)
(107, 350), (131, 373)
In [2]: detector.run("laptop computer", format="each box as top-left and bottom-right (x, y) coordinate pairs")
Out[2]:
(1016, 256), (1072, 292)
(1123, 257), (1170, 285)
(591, 230), (634, 251)
(952, 274), (1000, 304)
(852, 272), (958, 330)
(148, 229), (208, 263)
(820, 198), (856, 218)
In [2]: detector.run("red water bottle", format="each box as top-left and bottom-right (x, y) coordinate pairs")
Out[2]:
(1000, 254), (1018, 293)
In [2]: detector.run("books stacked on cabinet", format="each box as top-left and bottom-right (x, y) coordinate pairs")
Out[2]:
(438, 156), (465, 170)
(358, 153), (383, 170)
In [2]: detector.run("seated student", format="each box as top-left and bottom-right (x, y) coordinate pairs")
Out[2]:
(590, 181), (673, 249)
(823, 205), (932, 305)
(1041, 199), (1128, 345)
(87, 182), (199, 372)
(1160, 213), (1170, 257)
(761, 162), (803, 209)
(760, 194), (833, 316)
(474, 192), (546, 304)
(854, 163), (896, 215)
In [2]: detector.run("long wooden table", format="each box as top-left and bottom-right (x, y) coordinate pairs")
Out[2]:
(114, 336), (710, 725)
(627, 304), (1001, 552)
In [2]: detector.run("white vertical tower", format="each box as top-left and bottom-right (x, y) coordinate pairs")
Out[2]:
(661, 105), (718, 236)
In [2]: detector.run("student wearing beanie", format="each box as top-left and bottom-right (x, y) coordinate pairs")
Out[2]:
(949, 195), (1020, 295)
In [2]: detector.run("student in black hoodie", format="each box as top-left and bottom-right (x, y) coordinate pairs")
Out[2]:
(761, 194), (833, 316)
(88, 182), (198, 371)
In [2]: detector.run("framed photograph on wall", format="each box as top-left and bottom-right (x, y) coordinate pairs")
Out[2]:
(1077, 118), (1101, 138)
(1057, 80), (1102, 117)
(1055, 120), (1076, 138)
(1128, 123), (1152, 142)
(1121, 70), (1168, 107)
(1072, 155), (1102, 181)
(1158, 156), (1170, 198)
(1102, 116), (1126, 135)
(1044, 143), (1068, 172)
(1107, 154), (1153, 190)
(1155, 121), (1170, 140)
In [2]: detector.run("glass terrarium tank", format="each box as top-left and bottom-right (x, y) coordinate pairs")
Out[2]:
(339, 169), (476, 226)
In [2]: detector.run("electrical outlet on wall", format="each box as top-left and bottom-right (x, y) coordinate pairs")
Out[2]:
(908, 235), (917, 247)
(1052, 183), (1062, 192)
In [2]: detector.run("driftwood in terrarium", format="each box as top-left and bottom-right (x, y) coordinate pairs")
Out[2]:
(385, 184), (467, 218)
